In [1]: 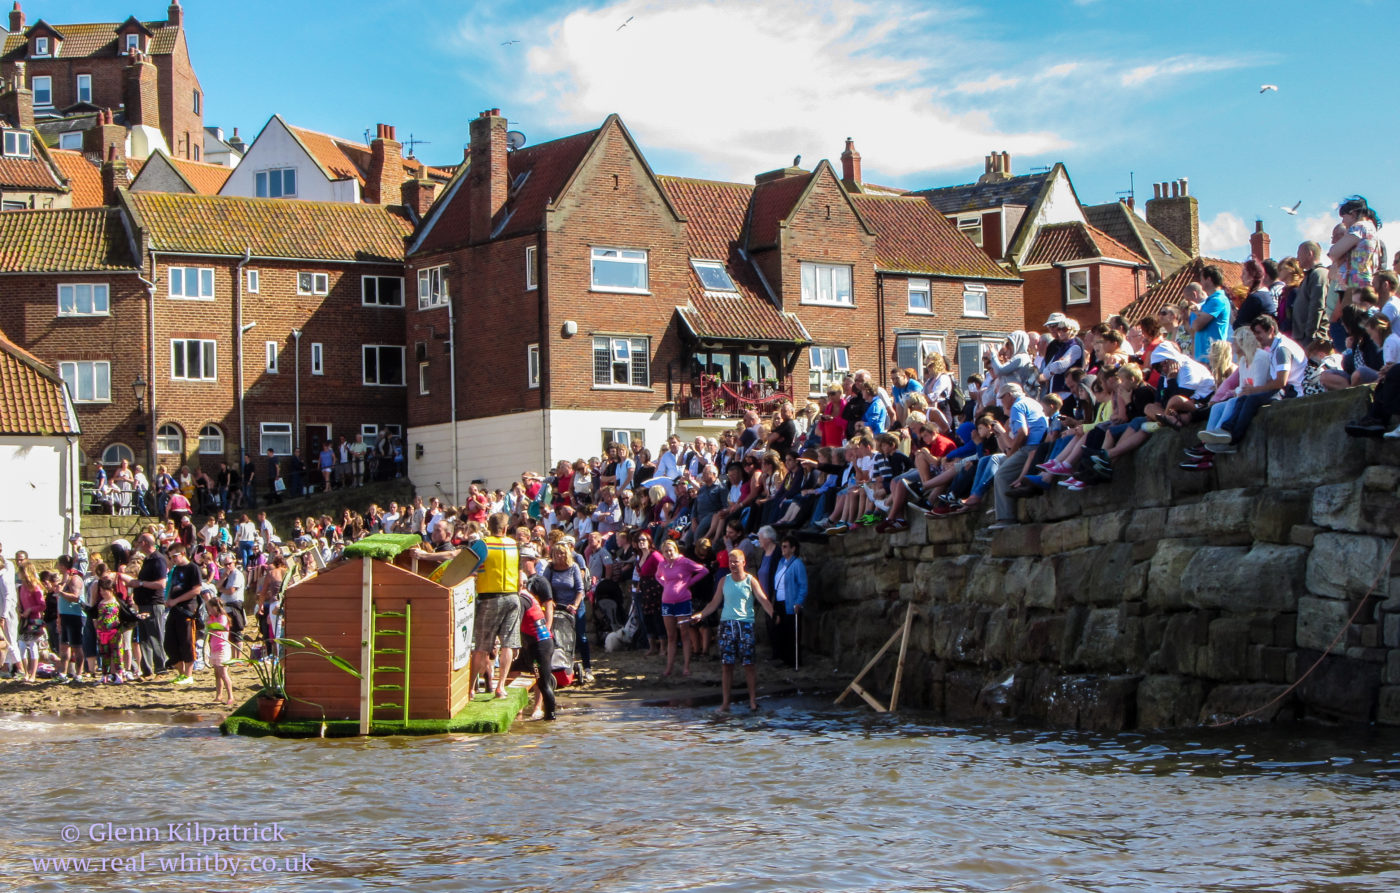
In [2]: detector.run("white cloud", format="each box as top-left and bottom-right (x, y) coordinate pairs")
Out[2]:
(1199, 211), (1250, 258)
(1120, 54), (1251, 87)
(1294, 210), (1337, 252)
(953, 74), (1022, 95)
(1035, 62), (1081, 80)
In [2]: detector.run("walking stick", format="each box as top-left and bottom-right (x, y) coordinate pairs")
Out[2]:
(794, 609), (800, 671)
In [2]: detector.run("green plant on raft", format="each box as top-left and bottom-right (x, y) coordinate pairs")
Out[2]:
(228, 635), (361, 702)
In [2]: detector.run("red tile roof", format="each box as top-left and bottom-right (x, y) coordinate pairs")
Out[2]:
(168, 156), (232, 195)
(1024, 221), (1147, 267)
(0, 327), (79, 436)
(2, 20), (180, 60)
(287, 124), (453, 190)
(659, 176), (808, 343)
(127, 193), (413, 263)
(0, 151), (64, 191)
(1120, 256), (1245, 321)
(852, 194), (1018, 280)
(0, 207), (137, 272)
(745, 173), (810, 249)
(48, 149), (104, 207)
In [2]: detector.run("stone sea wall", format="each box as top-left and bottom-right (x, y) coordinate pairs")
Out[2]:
(809, 388), (1400, 730)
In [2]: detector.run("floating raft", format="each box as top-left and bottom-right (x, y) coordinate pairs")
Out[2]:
(220, 686), (531, 739)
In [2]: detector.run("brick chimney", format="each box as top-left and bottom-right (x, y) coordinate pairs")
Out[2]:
(468, 108), (508, 244)
(101, 145), (130, 205)
(978, 150), (1011, 184)
(0, 61), (33, 130)
(83, 108), (126, 160)
(1250, 219), (1271, 263)
(1145, 177), (1199, 256)
(401, 175), (438, 218)
(123, 52), (158, 127)
(839, 137), (862, 191)
(8, 2), (23, 33)
(166, 0), (182, 28)
(365, 123), (403, 205)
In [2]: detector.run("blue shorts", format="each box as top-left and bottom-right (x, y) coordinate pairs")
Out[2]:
(59, 614), (84, 647)
(718, 620), (755, 666)
(661, 600), (692, 617)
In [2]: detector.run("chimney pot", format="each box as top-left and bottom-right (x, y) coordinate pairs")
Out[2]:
(1126, 196), (1134, 211)
(1152, 183), (1161, 199)
(1179, 177), (1189, 196)
(1000, 151), (1011, 175)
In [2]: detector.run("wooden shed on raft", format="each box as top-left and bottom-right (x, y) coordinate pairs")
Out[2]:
(281, 535), (477, 730)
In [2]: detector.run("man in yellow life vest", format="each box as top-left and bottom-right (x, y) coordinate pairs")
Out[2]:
(473, 512), (521, 700)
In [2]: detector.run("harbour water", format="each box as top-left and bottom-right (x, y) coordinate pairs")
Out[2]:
(4, 699), (1400, 892)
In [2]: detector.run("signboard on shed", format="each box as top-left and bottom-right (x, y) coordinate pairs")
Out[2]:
(451, 577), (476, 672)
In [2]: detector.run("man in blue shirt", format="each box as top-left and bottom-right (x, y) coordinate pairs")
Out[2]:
(990, 383), (1047, 530)
(1190, 266), (1232, 361)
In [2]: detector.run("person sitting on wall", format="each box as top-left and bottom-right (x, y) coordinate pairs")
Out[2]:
(1197, 314), (1305, 455)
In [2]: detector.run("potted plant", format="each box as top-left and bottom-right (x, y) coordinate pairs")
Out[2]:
(230, 635), (361, 723)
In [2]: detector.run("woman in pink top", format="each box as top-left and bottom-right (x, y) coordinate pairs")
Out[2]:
(654, 538), (709, 677)
(17, 564), (47, 682)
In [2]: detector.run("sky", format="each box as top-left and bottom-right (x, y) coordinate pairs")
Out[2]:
(32, 0), (1400, 259)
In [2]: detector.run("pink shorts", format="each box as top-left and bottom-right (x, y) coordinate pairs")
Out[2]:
(208, 641), (232, 667)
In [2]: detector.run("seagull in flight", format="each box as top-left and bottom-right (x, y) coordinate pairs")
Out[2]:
(1281, 201), (1301, 216)
(500, 39), (520, 46)
(1259, 84), (1278, 93)
(617, 16), (634, 31)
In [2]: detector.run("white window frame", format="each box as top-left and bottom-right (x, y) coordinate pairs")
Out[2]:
(101, 443), (134, 467)
(957, 336), (1004, 388)
(58, 360), (110, 403)
(362, 344), (406, 387)
(255, 167), (297, 199)
(799, 262), (854, 307)
(807, 346), (850, 395)
(259, 422), (293, 457)
(296, 272), (329, 296)
(417, 265), (448, 309)
(246, 269), (259, 293)
(361, 423), (379, 448)
(124, 33), (139, 54)
(265, 341), (279, 374)
(31, 75), (51, 107)
(361, 275), (404, 307)
(168, 266), (215, 300)
(170, 338), (217, 382)
(602, 428), (646, 454)
(895, 334), (945, 373)
(962, 283), (989, 318)
(527, 343), (540, 388)
(418, 361), (430, 395)
(907, 278), (932, 315)
(57, 283), (109, 317)
(156, 424), (183, 455)
(691, 259), (738, 293)
(2, 130), (30, 158)
(1065, 268), (1091, 305)
(957, 216), (984, 248)
(592, 335), (650, 389)
(310, 342), (324, 375)
(525, 245), (538, 291)
(198, 424), (224, 455)
(76, 74), (92, 104)
(589, 247), (649, 294)
(33, 37), (49, 57)
(58, 131), (81, 150)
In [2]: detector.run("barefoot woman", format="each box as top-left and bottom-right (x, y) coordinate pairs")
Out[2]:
(691, 549), (774, 712)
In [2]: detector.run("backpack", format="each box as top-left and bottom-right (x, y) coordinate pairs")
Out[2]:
(946, 386), (967, 418)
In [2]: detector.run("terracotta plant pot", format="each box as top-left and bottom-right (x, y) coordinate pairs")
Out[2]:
(257, 696), (285, 723)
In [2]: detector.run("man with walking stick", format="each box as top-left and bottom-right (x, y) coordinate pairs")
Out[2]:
(771, 534), (808, 668)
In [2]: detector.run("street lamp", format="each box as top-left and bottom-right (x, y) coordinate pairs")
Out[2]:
(131, 374), (146, 413)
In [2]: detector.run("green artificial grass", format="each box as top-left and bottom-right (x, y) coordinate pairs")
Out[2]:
(220, 686), (531, 738)
(340, 533), (426, 562)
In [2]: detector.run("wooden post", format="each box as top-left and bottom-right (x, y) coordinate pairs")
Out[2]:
(358, 557), (373, 735)
(835, 602), (915, 714)
(889, 603), (914, 711)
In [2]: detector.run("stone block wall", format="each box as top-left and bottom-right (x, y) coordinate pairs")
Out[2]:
(809, 388), (1400, 729)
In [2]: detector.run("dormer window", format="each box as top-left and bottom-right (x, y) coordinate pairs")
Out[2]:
(691, 259), (737, 293)
(3, 130), (32, 158)
(33, 37), (49, 57)
(124, 34), (139, 54)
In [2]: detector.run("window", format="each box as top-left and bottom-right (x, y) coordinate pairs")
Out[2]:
(590, 247), (648, 293)
(76, 74), (92, 104)
(362, 345), (405, 386)
(592, 336), (649, 388)
(962, 283), (989, 317)
(297, 272), (329, 296)
(510, 169), (531, 194)
(310, 343), (324, 375)
(124, 34), (139, 54)
(417, 265), (448, 309)
(101, 443), (134, 467)
(193, 90), (201, 115)
(362, 275), (404, 307)
(31, 76), (51, 107)
(800, 262), (853, 306)
(58, 132), (81, 150)
(170, 339), (217, 381)
(807, 346), (850, 394)
(525, 245), (538, 291)
(33, 37), (49, 57)
(956, 337), (1003, 388)
(265, 341), (279, 374)
(1065, 268), (1090, 305)
(418, 362), (430, 395)
(895, 334), (944, 372)
(362, 423), (401, 450)
(3, 130), (31, 158)
(489, 208), (516, 239)
(255, 168), (297, 198)
(1151, 238), (1174, 258)
(527, 343), (540, 388)
(602, 429), (645, 453)
(58, 360), (110, 403)
(192, 144), (200, 161)
(58, 283), (109, 316)
(246, 269), (259, 293)
(2, 200), (27, 211)
(957, 216), (984, 248)
(156, 423), (184, 455)
(169, 266), (214, 300)
(908, 278), (932, 314)
(260, 422), (292, 456)
(691, 259), (737, 292)
(199, 424), (224, 455)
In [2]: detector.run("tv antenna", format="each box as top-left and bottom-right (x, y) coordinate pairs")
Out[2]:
(506, 130), (527, 151)
(403, 133), (431, 158)
(1114, 171), (1136, 202)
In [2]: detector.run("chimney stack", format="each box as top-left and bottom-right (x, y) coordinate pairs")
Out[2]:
(1250, 219), (1271, 263)
(1145, 177), (1200, 257)
(166, 0), (182, 28)
(0, 61), (33, 131)
(402, 175), (438, 219)
(101, 145), (130, 205)
(9, 2), (23, 33)
(82, 108), (126, 160)
(366, 122), (403, 205)
(839, 137), (862, 191)
(467, 108), (509, 244)
(979, 150), (1011, 184)
(123, 52), (158, 127)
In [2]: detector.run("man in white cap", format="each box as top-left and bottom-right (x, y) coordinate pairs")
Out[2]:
(1039, 313), (1083, 400)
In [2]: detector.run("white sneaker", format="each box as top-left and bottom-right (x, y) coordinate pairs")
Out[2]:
(1197, 429), (1231, 444)
(1385, 425), (1400, 440)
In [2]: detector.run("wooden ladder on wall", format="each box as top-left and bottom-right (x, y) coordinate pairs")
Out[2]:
(835, 603), (915, 713)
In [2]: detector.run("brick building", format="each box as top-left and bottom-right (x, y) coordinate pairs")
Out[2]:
(1, 1), (203, 160)
(1019, 221), (1150, 330)
(403, 112), (1022, 492)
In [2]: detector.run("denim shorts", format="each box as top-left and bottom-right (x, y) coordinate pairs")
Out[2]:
(718, 620), (755, 666)
(661, 599), (692, 617)
(59, 614), (83, 647)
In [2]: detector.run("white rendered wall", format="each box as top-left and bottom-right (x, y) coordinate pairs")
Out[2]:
(0, 436), (79, 559)
(546, 408), (671, 469)
(219, 116), (360, 203)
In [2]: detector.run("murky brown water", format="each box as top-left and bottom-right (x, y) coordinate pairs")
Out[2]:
(3, 700), (1400, 892)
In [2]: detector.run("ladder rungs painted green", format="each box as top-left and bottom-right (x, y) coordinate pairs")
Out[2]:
(375, 647), (405, 655)
(375, 611), (407, 618)
(376, 629), (405, 636)
(374, 683), (403, 691)
(373, 703), (403, 711)
(367, 599), (411, 726)
(375, 666), (404, 674)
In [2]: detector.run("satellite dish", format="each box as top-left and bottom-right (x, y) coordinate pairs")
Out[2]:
(506, 130), (527, 151)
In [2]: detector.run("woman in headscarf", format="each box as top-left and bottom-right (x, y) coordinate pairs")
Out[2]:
(985, 331), (1038, 395)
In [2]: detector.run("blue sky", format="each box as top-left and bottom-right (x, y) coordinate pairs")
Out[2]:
(35, 0), (1400, 258)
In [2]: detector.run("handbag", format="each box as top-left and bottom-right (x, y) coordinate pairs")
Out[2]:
(273, 477), (287, 493)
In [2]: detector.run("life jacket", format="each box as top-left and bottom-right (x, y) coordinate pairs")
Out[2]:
(477, 536), (520, 594)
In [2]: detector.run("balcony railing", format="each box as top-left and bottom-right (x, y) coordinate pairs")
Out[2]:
(677, 374), (795, 420)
